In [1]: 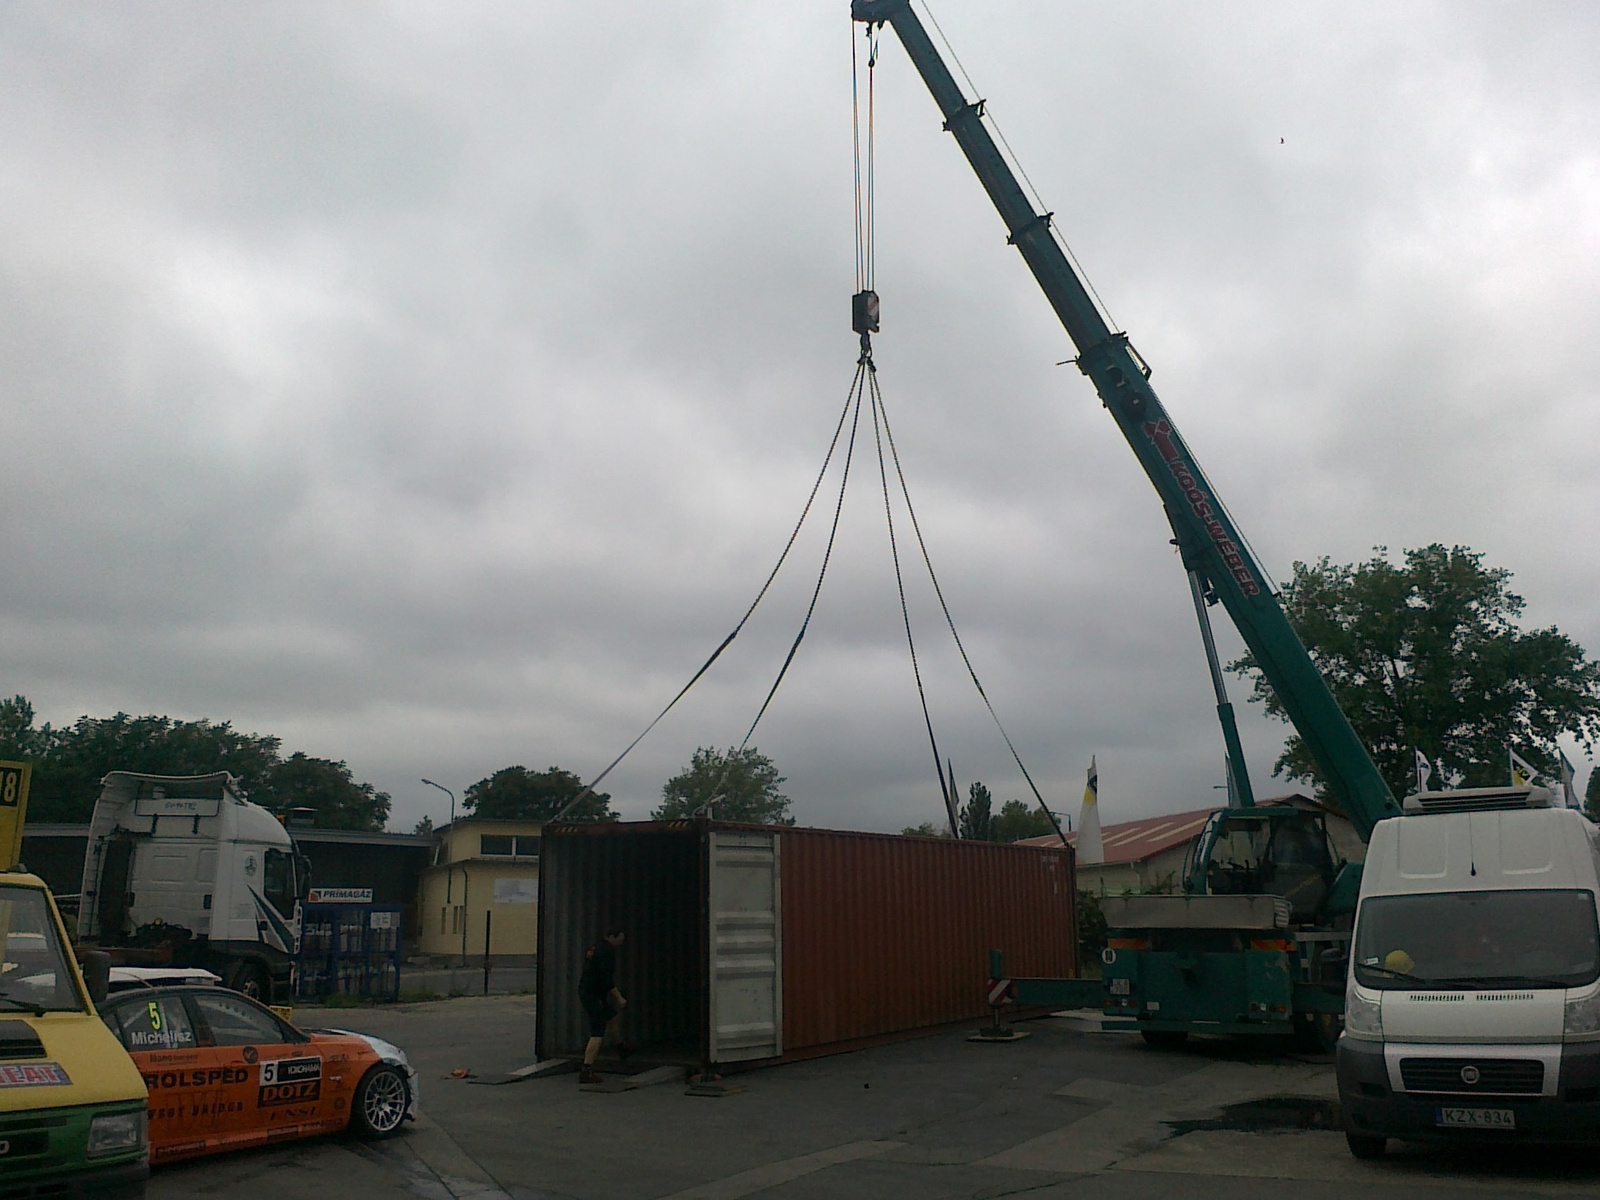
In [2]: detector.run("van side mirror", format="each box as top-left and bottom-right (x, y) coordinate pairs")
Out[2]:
(80, 951), (111, 1006)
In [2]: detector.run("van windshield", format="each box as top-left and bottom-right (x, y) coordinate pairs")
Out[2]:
(1354, 889), (1600, 990)
(0, 887), (87, 1013)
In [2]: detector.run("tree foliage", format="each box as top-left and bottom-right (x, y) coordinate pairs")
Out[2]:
(947, 783), (1060, 843)
(901, 820), (951, 837)
(994, 799), (1060, 843)
(252, 752), (391, 831)
(0, 695), (390, 827)
(463, 765), (614, 823)
(1587, 769), (1600, 824)
(654, 747), (792, 824)
(1230, 546), (1600, 799)
(957, 781), (994, 841)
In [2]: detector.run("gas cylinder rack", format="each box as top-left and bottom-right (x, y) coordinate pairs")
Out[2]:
(295, 890), (403, 1002)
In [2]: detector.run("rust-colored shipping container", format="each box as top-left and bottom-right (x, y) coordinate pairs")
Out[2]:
(536, 820), (1076, 1068)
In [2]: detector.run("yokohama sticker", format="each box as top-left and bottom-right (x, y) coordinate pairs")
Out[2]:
(259, 1056), (322, 1107)
(1142, 419), (1261, 596)
(0, 1063), (70, 1088)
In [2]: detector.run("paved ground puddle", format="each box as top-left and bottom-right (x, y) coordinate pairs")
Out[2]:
(1168, 1094), (1343, 1134)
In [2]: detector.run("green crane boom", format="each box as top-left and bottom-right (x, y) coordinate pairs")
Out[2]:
(851, 0), (1398, 839)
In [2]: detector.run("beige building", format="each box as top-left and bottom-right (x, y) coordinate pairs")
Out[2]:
(417, 819), (541, 965)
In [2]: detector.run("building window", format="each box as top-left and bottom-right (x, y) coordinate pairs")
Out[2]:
(479, 834), (539, 859)
(480, 835), (514, 856)
(440, 907), (447, 935)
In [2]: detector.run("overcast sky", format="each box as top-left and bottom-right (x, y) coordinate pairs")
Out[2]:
(3, 2), (1597, 834)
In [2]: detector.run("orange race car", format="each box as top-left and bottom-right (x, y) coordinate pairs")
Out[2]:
(97, 984), (417, 1164)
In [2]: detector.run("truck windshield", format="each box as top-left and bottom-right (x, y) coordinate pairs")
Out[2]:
(0, 887), (86, 1013)
(1354, 888), (1600, 990)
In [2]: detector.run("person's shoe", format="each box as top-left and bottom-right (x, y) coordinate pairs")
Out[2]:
(579, 1067), (602, 1085)
(616, 1041), (640, 1062)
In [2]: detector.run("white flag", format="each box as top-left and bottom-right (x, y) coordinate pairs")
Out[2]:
(1510, 748), (1540, 788)
(1077, 757), (1103, 866)
(1414, 749), (1433, 794)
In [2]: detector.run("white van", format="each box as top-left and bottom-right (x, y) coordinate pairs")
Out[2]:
(1338, 785), (1600, 1157)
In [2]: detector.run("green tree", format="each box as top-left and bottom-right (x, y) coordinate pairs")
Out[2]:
(1077, 890), (1108, 966)
(0, 694), (392, 827)
(464, 765), (614, 822)
(0, 703), (283, 823)
(958, 781), (995, 841)
(1231, 545), (1600, 799)
(993, 799), (1060, 843)
(1586, 768), (1600, 824)
(654, 747), (792, 824)
(900, 820), (950, 837)
(253, 752), (391, 831)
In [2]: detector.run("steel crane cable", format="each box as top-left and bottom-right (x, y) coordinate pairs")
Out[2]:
(852, 19), (878, 294)
(916, 0), (1118, 336)
(548, 363), (869, 823)
(736, 367), (869, 750)
(867, 365), (957, 831)
(870, 370), (1070, 844)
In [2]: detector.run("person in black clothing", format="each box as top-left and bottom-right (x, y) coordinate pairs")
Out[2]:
(579, 925), (626, 1084)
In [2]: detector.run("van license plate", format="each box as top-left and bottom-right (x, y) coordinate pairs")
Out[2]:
(1436, 1107), (1515, 1130)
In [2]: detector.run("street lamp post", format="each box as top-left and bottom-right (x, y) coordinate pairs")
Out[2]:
(421, 779), (466, 968)
(420, 778), (455, 826)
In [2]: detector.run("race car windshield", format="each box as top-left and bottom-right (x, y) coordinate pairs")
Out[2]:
(1354, 889), (1600, 990)
(0, 887), (87, 1013)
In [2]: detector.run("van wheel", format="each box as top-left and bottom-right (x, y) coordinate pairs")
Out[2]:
(1141, 1030), (1188, 1050)
(228, 961), (271, 1003)
(1345, 1132), (1386, 1159)
(351, 1065), (409, 1139)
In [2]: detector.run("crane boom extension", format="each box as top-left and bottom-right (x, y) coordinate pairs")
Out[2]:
(851, 0), (1398, 839)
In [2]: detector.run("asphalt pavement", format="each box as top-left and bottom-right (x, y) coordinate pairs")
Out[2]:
(149, 995), (1600, 1200)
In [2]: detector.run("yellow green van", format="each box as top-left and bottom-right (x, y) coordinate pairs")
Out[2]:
(0, 869), (148, 1197)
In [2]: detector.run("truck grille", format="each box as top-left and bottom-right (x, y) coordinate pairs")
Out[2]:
(1399, 1057), (1543, 1095)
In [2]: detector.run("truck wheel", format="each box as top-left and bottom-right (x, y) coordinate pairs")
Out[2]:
(1345, 1132), (1386, 1160)
(1140, 1030), (1188, 1050)
(228, 961), (271, 1003)
(351, 1065), (409, 1139)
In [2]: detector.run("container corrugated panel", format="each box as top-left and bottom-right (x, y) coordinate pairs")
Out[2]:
(536, 823), (704, 1060)
(781, 829), (1076, 1052)
(536, 821), (1077, 1066)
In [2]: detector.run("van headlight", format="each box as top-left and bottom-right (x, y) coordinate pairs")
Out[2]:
(1344, 982), (1382, 1039)
(87, 1109), (147, 1158)
(1564, 990), (1600, 1038)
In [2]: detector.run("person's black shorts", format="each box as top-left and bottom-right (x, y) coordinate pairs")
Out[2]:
(580, 993), (616, 1037)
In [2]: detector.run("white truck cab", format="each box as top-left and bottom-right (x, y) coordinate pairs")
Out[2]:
(79, 772), (308, 1003)
(1338, 785), (1600, 1156)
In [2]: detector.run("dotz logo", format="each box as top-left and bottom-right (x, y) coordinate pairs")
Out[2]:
(259, 1056), (322, 1107)
(1141, 419), (1260, 597)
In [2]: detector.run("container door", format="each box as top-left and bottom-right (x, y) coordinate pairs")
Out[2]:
(707, 830), (782, 1063)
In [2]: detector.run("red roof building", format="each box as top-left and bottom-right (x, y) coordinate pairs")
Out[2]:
(1018, 793), (1361, 895)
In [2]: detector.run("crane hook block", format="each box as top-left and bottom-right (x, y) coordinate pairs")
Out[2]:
(852, 289), (881, 335)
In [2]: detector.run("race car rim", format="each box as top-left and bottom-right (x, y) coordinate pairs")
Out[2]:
(363, 1068), (408, 1133)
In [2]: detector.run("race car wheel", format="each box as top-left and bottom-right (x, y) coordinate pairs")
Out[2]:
(352, 1064), (409, 1139)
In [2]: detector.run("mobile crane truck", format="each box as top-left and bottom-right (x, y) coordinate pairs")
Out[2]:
(852, 0), (1402, 1049)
